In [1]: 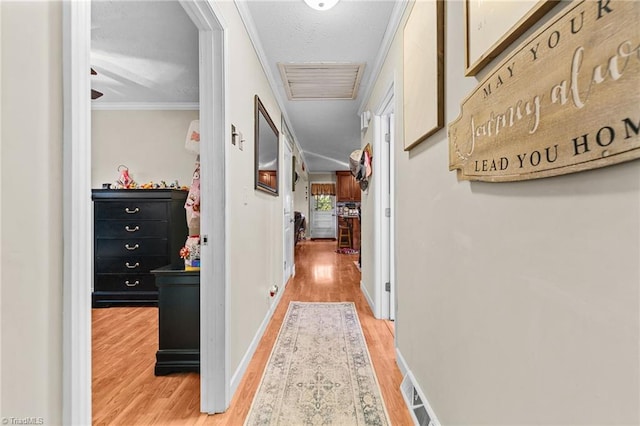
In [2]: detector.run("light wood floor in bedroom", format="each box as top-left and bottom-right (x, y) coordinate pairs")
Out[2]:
(92, 240), (412, 425)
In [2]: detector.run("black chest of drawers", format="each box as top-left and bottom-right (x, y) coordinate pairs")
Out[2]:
(92, 189), (188, 307)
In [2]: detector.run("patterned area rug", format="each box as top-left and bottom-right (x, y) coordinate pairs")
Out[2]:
(244, 302), (390, 426)
(336, 248), (359, 255)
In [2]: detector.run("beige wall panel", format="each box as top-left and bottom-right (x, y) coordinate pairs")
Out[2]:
(92, 110), (199, 188)
(216, 2), (284, 376)
(293, 147), (309, 225)
(363, 1), (639, 424)
(359, 128), (375, 303)
(309, 172), (336, 183)
(1, 2), (63, 422)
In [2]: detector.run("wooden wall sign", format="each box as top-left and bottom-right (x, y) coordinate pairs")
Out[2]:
(449, 0), (639, 182)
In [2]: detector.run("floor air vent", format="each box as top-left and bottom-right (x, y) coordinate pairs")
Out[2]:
(401, 374), (438, 426)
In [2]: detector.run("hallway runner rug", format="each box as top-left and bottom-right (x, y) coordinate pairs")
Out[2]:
(244, 302), (390, 426)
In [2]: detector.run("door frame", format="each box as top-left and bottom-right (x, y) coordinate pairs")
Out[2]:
(282, 134), (295, 284)
(180, 0), (229, 413)
(309, 188), (337, 239)
(62, 1), (229, 422)
(373, 81), (396, 320)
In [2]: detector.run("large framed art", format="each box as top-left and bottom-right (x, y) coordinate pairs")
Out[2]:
(464, 0), (559, 76)
(403, 0), (445, 151)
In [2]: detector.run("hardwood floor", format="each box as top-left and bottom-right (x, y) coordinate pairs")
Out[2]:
(92, 240), (413, 425)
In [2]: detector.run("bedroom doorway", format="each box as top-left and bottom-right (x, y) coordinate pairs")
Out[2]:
(63, 1), (229, 422)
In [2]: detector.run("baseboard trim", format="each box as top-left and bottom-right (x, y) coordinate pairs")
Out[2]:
(360, 281), (375, 313)
(396, 347), (410, 377)
(229, 289), (285, 396)
(397, 348), (441, 426)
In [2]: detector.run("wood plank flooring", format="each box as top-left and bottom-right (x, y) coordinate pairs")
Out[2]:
(92, 240), (413, 425)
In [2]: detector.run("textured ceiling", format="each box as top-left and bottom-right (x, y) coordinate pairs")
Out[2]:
(243, 0), (396, 171)
(91, 0), (398, 172)
(91, 1), (199, 105)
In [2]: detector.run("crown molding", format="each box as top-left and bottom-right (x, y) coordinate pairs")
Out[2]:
(234, 0), (308, 169)
(91, 102), (199, 111)
(358, 0), (410, 115)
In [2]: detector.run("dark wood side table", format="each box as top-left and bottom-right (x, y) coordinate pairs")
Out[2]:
(151, 264), (200, 375)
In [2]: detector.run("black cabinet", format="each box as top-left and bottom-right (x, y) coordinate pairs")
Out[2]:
(92, 189), (188, 307)
(151, 265), (200, 375)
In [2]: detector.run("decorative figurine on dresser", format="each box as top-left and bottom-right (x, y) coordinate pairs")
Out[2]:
(91, 188), (188, 307)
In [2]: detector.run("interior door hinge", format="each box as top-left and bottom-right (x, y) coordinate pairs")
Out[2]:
(385, 133), (390, 143)
(385, 282), (391, 292)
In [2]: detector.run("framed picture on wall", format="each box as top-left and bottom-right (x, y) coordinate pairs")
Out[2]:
(403, 0), (445, 151)
(464, 0), (559, 76)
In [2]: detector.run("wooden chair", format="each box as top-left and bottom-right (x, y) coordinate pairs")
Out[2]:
(337, 218), (352, 249)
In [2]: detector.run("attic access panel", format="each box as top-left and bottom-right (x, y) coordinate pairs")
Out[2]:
(278, 63), (365, 100)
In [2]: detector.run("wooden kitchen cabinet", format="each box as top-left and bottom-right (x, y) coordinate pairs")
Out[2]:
(258, 170), (277, 188)
(336, 171), (361, 202)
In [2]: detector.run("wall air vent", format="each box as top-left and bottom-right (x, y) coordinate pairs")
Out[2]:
(400, 374), (440, 426)
(278, 62), (365, 100)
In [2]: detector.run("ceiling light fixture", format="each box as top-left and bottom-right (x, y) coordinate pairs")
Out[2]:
(303, 0), (339, 11)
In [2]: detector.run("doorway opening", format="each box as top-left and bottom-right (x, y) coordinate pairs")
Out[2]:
(373, 82), (396, 322)
(62, 1), (229, 422)
(310, 193), (337, 239)
(283, 135), (295, 284)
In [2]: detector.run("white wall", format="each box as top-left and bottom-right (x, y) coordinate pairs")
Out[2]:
(363, 1), (639, 424)
(91, 110), (199, 188)
(0, 2), (3, 415)
(1, 2), (63, 423)
(360, 126), (375, 306)
(293, 147), (309, 222)
(309, 172), (335, 183)
(216, 1), (285, 379)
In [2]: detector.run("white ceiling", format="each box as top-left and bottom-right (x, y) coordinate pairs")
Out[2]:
(91, 1), (199, 105)
(91, 0), (401, 172)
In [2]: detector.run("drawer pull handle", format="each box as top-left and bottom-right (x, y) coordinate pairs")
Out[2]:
(125, 225), (140, 232)
(125, 280), (140, 287)
(124, 243), (140, 251)
(125, 262), (140, 269)
(125, 207), (140, 214)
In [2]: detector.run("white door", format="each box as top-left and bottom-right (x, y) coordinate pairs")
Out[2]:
(310, 193), (336, 238)
(376, 89), (396, 322)
(381, 114), (392, 319)
(388, 114), (396, 321)
(283, 138), (294, 284)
